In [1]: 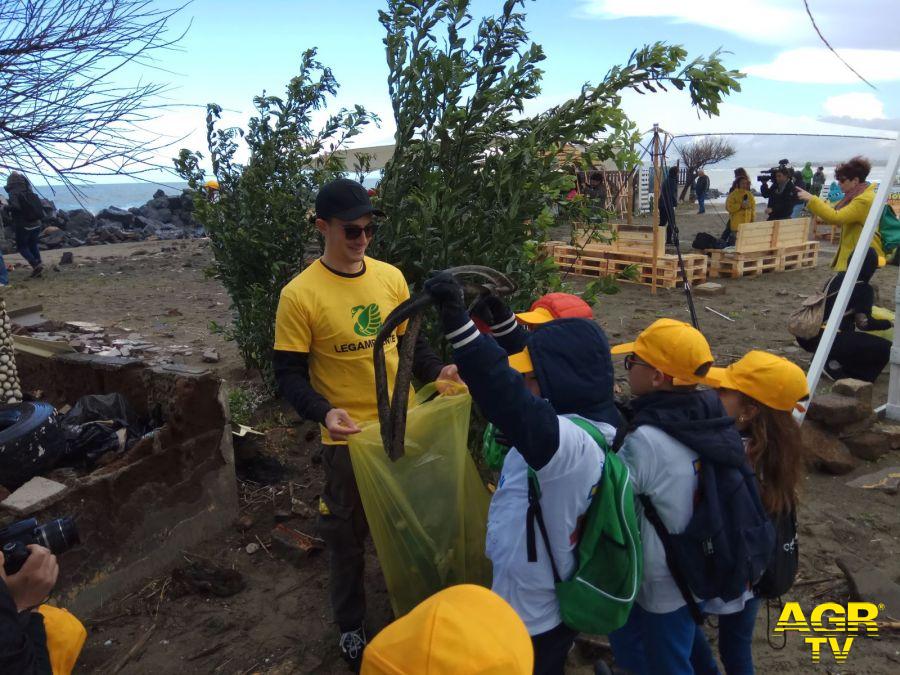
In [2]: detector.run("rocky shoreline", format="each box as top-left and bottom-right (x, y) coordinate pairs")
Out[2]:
(1, 189), (203, 253)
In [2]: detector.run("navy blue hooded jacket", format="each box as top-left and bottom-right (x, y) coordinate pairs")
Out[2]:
(627, 389), (746, 467)
(446, 316), (621, 470)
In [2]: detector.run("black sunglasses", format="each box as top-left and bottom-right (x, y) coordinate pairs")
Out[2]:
(342, 224), (378, 240)
(623, 354), (653, 371)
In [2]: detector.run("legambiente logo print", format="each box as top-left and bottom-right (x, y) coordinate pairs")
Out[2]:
(352, 303), (382, 337)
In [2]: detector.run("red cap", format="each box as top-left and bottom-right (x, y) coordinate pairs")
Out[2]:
(516, 293), (593, 325)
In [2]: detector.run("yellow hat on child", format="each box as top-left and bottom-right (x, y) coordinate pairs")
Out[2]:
(361, 585), (533, 675)
(707, 350), (809, 412)
(507, 347), (534, 374)
(611, 318), (715, 385)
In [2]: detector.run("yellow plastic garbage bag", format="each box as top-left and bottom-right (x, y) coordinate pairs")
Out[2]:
(867, 305), (895, 342)
(349, 382), (492, 617)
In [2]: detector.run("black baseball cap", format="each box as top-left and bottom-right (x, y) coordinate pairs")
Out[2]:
(315, 178), (384, 221)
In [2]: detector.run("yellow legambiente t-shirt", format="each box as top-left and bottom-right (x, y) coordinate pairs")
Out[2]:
(274, 257), (412, 444)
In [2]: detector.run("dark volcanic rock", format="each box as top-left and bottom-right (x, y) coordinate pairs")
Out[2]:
(97, 206), (135, 228)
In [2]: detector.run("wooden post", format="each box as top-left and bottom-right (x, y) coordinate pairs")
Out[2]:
(651, 125), (661, 295)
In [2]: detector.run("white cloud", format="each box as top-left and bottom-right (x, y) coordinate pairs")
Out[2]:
(613, 87), (896, 165)
(743, 48), (900, 83)
(823, 92), (886, 120)
(578, 0), (805, 44)
(576, 0), (898, 49)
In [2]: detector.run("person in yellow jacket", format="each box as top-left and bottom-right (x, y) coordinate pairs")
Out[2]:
(796, 155), (884, 271)
(361, 585), (533, 675)
(723, 176), (755, 244)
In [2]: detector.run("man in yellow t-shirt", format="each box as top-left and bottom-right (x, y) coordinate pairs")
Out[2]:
(273, 178), (457, 668)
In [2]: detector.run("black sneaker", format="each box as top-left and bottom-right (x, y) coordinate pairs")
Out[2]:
(860, 317), (893, 332)
(823, 360), (846, 382)
(339, 627), (366, 670)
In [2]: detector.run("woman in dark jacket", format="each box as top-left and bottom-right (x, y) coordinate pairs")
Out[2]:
(658, 166), (679, 245)
(4, 173), (44, 278)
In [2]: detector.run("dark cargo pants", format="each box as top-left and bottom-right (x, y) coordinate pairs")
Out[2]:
(317, 443), (369, 632)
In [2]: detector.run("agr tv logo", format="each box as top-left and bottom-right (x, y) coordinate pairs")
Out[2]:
(775, 601), (881, 663)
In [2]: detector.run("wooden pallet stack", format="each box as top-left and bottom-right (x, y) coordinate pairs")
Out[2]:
(550, 223), (708, 289)
(708, 217), (819, 279)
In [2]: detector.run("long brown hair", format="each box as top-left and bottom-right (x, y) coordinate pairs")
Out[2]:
(740, 392), (805, 514)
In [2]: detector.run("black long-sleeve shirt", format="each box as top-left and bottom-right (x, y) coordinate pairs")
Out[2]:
(761, 179), (796, 220)
(273, 332), (444, 424)
(0, 581), (50, 674)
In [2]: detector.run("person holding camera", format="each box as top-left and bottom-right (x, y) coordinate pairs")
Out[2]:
(759, 166), (796, 221)
(0, 544), (85, 674)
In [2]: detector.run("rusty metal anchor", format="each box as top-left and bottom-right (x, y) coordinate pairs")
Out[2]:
(373, 266), (516, 461)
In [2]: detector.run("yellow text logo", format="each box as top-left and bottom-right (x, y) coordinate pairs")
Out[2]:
(775, 601), (880, 663)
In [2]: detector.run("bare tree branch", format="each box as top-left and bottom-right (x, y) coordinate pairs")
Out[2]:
(803, 0), (875, 90)
(677, 136), (736, 201)
(0, 0), (190, 195)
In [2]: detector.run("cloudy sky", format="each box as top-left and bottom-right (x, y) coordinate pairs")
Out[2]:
(103, 0), (900, 178)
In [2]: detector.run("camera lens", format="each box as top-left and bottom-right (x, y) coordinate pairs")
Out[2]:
(34, 517), (79, 554)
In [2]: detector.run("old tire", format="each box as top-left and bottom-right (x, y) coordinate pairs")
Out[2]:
(0, 402), (66, 490)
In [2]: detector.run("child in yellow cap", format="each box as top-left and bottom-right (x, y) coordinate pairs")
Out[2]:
(608, 319), (766, 675)
(692, 350), (809, 675)
(361, 585), (533, 674)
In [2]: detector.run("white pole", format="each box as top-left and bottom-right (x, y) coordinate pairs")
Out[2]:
(887, 150), (900, 419)
(798, 135), (900, 423)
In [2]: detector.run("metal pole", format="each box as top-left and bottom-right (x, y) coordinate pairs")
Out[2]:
(885, 143), (900, 420)
(651, 124), (660, 295)
(798, 135), (900, 423)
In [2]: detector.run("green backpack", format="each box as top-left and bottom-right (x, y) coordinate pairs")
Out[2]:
(879, 205), (900, 253)
(527, 417), (642, 635)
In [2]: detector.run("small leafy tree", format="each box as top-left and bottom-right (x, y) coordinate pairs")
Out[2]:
(677, 136), (737, 201)
(174, 49), (378, 384)
(374, 0), (742, 314)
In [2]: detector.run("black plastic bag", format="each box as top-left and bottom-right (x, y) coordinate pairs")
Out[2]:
(60, 393), (146, 467)
(692, 232), (721, 250)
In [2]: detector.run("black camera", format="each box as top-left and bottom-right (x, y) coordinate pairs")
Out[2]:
(0, 517), (79, 575)
(757, 168), (777, 182)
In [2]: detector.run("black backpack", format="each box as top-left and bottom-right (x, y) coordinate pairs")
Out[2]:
(16, 192), (44, 222)
(754, 508), (798, 599)
(635, 445), (775, 623)
(692, 232), (720, 250)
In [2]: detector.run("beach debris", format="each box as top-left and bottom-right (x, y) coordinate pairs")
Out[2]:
(270, 525), (324, 566)
(694, 282), (725, 296)
(704, 306), (735, 322)
(170, 557), (246, 598)
(846, 467), (900, 495)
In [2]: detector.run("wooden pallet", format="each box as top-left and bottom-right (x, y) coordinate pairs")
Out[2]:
(812, 217), (840, 243)
(553, 244), (707, 289)
(708, 242), (818, 279)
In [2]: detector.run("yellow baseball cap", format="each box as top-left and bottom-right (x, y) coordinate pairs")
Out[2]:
(204, 179), (220, 190)
(508, 347), (534, 374)
(361, 584), (533, 675)
(707, 350), (810, 412)
(611, 318), (715, 385)
(516, 306), (555, 324)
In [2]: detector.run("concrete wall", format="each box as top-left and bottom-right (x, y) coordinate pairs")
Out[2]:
(8, 353), (238, 615)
